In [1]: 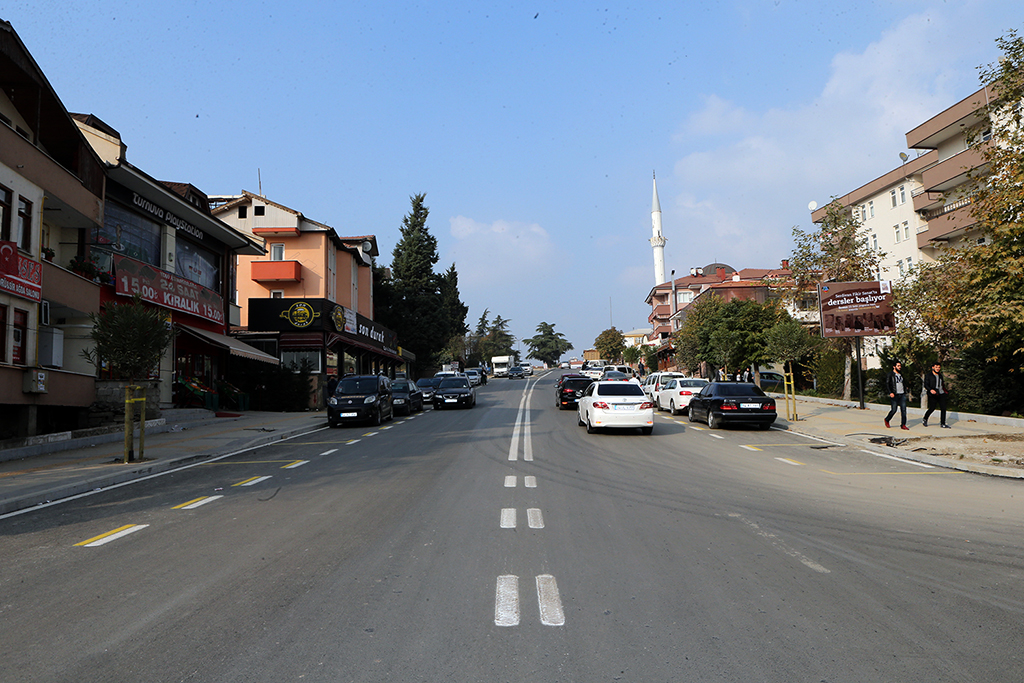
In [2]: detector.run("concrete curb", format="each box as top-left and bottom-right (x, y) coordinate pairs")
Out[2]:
(770, 393), (1024, 428)
(0, 420), (328, 516)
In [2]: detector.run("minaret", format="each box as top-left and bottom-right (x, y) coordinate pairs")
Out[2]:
(650, 172), (667, 285)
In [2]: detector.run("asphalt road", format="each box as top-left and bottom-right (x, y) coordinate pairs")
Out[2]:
(2, 372), (1023, 682)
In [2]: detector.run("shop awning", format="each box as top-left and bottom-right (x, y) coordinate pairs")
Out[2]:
(178, 324), (280, 365)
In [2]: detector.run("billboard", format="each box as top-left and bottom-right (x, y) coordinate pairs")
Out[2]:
(818, 281), (894, 338)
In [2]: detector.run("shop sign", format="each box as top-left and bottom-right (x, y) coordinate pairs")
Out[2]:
(0, 241), (42, 303)
(106, 183), (205, 241)
(818, 281), (893, 338)
(113, 254), (224, 325)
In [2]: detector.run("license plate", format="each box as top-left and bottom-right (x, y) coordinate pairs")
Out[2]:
(341, 412), (357, 417)
(445, 398), (458, 403)
(613, 404), (633, 410)
(740, 403), (761, 409)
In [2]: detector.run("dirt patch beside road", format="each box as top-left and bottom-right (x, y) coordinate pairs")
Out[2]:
(884, 433), (1024, 471)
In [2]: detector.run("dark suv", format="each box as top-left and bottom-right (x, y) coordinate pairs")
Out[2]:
(327, 375), (393, 426)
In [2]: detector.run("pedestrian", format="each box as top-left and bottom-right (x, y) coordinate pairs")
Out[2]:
(741, 366), (752, 383)
(718, 366), (729, 381)
(884, 360), (909, 430)
(923, 362), (950, 428)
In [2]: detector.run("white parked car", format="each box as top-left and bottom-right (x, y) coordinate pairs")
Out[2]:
(577, 380), (655, 435)
(655, 377), (709, 415)
(642, 371), (686, 399)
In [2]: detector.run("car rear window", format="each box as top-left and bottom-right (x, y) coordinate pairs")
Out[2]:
(596, 383), (645, 397)
(563, 379), (593, 390)
(679, 379), (707, 388)
(338, 378), (378, 394)
(715, 383), (766, 397)
(393, 381), (411, 391)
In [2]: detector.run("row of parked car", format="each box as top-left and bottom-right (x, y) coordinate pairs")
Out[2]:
(326, 370), (482, 427)
(554, 368), (778, 435)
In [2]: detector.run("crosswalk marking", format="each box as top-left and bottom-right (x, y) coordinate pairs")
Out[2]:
(283, 460), (309, 469)
(233, 475), (272, 487)
(775, 457), (804, 466)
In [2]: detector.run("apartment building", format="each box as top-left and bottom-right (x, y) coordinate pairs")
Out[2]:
(211, 191), (409, 378)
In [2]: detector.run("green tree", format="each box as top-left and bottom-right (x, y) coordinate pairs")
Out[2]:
(673, 294), (724, 376)
(524, 322), (574, 366)
(479, 315), (515, 360)
(707, 299), (783, 376)
(375, 194), (467, 368)
(765, 318), (821, 384)
(789, 200), (885, 399)
(957, 29), (1024, 370)
(594, 327), (625, 363)
(82, 294), (175, 381)
(622, 345), (641, 366)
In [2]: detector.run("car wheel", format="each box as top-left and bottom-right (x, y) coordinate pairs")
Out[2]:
(641, 426), (653, 435)
(328, 419), (338, 428)
(372, 408), (382, 426)
(669, 400), (677, 416)
(707, 410), (720, 430)
(586, 415), (596, 434)
(578, 411), (585, 427)
(688, 406), (698, 422)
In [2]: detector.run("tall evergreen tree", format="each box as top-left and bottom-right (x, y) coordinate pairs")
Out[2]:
(523, 322), (574, 366)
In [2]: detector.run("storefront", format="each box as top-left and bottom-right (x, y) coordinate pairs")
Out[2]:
(247, 298), (405, 378)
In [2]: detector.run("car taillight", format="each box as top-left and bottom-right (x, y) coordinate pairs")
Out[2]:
(639, 401), (654, 410)
(678, 390), (692, 396)
(720, 402), (738, 410)
(764, 403), (775, 410)
(593, 401), (609, 409)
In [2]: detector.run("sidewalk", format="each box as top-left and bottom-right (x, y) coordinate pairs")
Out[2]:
(0, 410), (330, 516)
(771, 394), (1024, 479)
(2, 396), (1023, 517)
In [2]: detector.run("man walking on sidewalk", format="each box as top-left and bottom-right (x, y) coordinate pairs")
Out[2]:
(884, 360), (909, 430)
(923, 362), (950, 428)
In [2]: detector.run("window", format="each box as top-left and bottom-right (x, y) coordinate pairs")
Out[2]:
(872, 234), (878, 250)
(903, 222), (910, 241)
(253, 205), (265, 216)
(175, 238), (221, 291)
(899, 185), (906, 204)
(859, 205), (867, 222)
(906, 257), (913, 270)
(270, 243), (285, 261)
(0, 184), (11, 241)
(96, 202), (161, 266)
(281, 349), (321, 373)
(12, 308), (27, 365)
(677, 290), (694, 305)
(15, 197), (32, 251)
(238, 206), (247, 219)
(898, 261), (906, 276)
(894, 225), (901, 243)
(890, 189), (897, 208)
(270, 290), (284, 298)
(868, 200), (874, 218)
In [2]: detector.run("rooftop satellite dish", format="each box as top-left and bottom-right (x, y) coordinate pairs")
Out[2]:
(899, 152), (909, 162)
(808, 200), (818, 212)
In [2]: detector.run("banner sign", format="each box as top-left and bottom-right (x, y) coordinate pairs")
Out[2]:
(113, 254), (224, 325)
(0, 241), (42, 303)
(818, 281), (893, 338)
(248, 297), (398, 354)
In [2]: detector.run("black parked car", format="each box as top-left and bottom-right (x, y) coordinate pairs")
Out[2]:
(433, 376), (476, 409)
(687, 382), (776, 430)
(556, 376), (594, 410)
(508, 366), (525, 379)
(327, 375), (394, 427)
(416, 376), (441, 401)
(391, 379), (424, 415)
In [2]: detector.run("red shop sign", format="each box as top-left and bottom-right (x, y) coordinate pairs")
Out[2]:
(113, 255), (224, 325)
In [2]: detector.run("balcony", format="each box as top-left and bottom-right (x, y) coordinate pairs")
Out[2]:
(917, 202), (977, 248)
(251, 260), (302, 282)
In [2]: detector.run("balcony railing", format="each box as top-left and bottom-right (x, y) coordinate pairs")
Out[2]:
(922, 196), (972, 220)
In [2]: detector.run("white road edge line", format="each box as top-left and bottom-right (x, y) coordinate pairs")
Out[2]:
(80, 524), (149, 547)
(860, 449), (935, 468)
(179, 495), (223, 510)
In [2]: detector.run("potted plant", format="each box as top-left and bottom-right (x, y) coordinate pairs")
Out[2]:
(42, 246), (55, 261)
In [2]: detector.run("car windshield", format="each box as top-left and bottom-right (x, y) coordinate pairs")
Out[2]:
(392, 381), (411, 392)
(715, 383), (766, 397)
(337, 378), (378, 394)
(438, 378), (469, 389)
(596, 383), (645, 397)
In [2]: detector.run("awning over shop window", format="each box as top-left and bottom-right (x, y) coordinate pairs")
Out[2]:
(178, 324), (280, 365)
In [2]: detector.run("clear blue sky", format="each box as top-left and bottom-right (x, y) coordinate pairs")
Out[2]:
(5, 1), (1019, 357)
